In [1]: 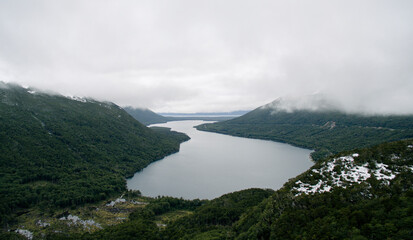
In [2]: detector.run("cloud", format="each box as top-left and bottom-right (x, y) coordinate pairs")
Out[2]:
(0, 0), (412, 114)
(262, 94), (342, 113)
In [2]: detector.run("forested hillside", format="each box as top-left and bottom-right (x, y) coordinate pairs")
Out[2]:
(196, 99), (413, 160)
(58, 139), (413, 240)
(0, 83), (189, 229)
(230, 139), (413, 239)
(3, 85), (413, 240)
(123, 107), (169, 125)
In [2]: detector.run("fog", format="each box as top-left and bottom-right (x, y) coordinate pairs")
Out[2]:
(0, 0), (412, 114)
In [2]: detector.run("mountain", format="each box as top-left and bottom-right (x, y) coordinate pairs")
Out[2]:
(68, 139), (413, 239)
(160, 110), (250, 117)
(124, 107), (245, 125)
(123, 107), (169, 125)
(4, 84), (413, 239)
(0, 83), (189, 227)
(196, 97), (413, 160)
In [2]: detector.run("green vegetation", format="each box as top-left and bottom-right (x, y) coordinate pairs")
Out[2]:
(196, 105), (413, 160)
(230, 139), (413, 239)
(123, 107), (169, 125)
(3, 84), (413, 239)
(0, 83), (189, 229)
(48, 188), (270, 240)
(84, 196), (207, 240)
(162, 188), (274, 239)
(67, 139), (413, 240)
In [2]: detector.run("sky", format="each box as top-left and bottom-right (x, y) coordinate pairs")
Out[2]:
(0, 0), (412, 114)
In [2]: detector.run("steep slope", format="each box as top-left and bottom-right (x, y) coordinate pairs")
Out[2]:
(124, 107), (169, 125)
(0, 83), (189, 227)
(231, 139), (413, 239)
(196, 98), (413, 160)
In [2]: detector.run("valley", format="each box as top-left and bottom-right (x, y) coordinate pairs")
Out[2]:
(10, 139), (412, 239)
(0, 83), (189, 238)
(2, 83), (413, 240)
(2, 1), (413, 239)
(127, 120), (312, 199)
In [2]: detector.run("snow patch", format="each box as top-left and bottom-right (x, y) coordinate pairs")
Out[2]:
(294, 180), (332, 195)
(408, 145), (413, 149)
(323, 121), (336, 129)
(293, 154), (401, 196)
(373, 163), (397, 184)
(390, 154), (400, 160)
(15, 229), (33, 240)
(27, 90), (36, 94)
(36, 220), (50, 227)
(59, 215), (102, 230)
(131, 200), (148, 205)
(66, 95), (87, 103)
(106, 197), (126, 207)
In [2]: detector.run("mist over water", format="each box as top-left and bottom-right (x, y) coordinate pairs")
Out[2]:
(127, 121), (313, 199)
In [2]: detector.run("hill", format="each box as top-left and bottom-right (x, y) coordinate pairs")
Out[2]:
(228, 139), (413, 239)
(196, 98), (413, 160)
(0, 83), (189, 228)
(124, 107), (240, 126)
(39, 139), (413, 240)
(123, 107), (169, 125)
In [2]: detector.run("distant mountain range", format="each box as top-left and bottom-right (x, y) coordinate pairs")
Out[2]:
(159, 110), (250, 117)
(123, 107), (169, 125)
(196, 97), (413, 160)
(124, 107), (246, 125)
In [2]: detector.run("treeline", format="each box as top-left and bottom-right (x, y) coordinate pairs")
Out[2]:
(42, 139), (413, 240)
(124, 106), (235, 126)
(43, 189), (272, 240)
(196, 108), (413, 160)
(162, 188), (274, 239)
(0, 84), (189, 228)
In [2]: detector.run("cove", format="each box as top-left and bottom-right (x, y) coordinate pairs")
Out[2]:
(127, 120), (313, 199)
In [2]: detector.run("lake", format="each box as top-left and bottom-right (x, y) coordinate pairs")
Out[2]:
(127, 120), (313, 199)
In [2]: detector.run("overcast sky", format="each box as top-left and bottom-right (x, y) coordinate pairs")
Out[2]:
(0, 0), (412, 114)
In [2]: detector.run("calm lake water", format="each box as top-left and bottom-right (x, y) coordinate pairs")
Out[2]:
(127, 120), (313, 199)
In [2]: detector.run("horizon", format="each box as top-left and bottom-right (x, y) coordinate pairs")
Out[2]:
(4, 80), (413, 116)
(1, 1), (413, 114)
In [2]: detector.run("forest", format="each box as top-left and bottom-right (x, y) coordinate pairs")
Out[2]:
(2, 84), (413, 239)
(6, 139), (410, 240)
(196, 104), (413, 160)
(0, 84), (189, 229)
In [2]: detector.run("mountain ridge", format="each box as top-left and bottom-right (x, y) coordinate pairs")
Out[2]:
(196, 98), (413, 160)
(124, 107), (241, 125)
(0, 83), (189, 227)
